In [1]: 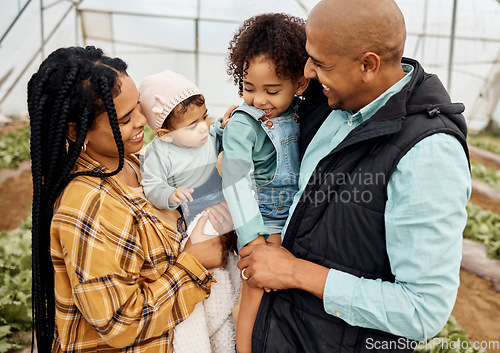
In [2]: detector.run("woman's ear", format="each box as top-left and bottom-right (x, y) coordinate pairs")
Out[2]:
(67, 122), (78, 143)
(295, 76), (310, 96)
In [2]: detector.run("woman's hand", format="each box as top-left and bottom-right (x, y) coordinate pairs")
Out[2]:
(183, 212), (231, 269)
(205, 201), (234, 235)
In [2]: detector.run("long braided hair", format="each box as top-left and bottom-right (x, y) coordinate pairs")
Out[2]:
(27, 46), (128, 351)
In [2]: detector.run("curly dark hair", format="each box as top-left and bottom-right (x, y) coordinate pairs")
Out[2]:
(27, 46), (128, 352)
(227, 13), (308, 97)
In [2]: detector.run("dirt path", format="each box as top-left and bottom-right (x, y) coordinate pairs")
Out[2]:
(453, 269), (500, 353)
(0, 165), (32, 231)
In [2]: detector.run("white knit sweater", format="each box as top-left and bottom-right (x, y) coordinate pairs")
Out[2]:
(173, 213), (241, 353)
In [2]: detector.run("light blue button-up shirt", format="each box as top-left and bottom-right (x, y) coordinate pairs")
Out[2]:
(284, 64), (471, 340)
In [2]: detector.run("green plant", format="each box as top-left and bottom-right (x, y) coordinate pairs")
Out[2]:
(0, 218), (32, 352)
(0, 127), (31, 170)
(470, 160), (500, 193)
(143, 124), (156, 146)
(413, 316), (487, 353)
(468, 134), (500, 155)
(464, 203), (500, 259)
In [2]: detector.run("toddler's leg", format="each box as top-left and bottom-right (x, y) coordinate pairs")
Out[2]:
(235, 233), (281, 353)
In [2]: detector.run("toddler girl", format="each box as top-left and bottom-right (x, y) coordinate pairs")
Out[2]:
(140, 70), (240, 353)
(222, 13), (310, 353)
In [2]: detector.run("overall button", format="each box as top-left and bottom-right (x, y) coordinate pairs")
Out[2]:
(265, 120), (274, 129)
(347, 121), (353, 126)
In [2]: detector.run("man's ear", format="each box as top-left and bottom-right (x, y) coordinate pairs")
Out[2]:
(360, 52), (380, 83)
(296, 76), (310, 96)
(157, 128), (173, 142)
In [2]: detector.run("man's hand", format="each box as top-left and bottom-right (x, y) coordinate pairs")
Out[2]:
(237, 242), (330, 298)
(237, 242), (297, 290)
(168, 187), (194, 205)
(222, 105), (239, 128)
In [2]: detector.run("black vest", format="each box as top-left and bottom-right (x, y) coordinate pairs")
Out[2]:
(251, 58), (469, 353)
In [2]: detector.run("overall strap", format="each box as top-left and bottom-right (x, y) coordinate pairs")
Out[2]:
(231, 105), (265, 121)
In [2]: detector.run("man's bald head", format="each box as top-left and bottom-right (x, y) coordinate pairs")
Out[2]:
(307, 0), (406, 65)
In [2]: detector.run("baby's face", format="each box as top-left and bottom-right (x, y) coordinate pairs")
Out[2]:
(167, 103), (210, 148)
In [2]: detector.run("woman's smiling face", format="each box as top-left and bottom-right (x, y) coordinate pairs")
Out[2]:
(85, 75), (146, 167)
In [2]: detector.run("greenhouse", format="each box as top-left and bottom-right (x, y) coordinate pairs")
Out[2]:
(0, 1), (500, 352)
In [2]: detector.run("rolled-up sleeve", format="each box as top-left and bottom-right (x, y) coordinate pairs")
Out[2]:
(142, 139), (178, 209)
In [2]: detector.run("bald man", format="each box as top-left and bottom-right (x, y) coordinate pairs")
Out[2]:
(237, 0), (471, 352)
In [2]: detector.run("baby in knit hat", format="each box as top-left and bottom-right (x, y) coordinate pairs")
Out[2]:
(140, 69), (235, 236)
(140, 70), (241, 353)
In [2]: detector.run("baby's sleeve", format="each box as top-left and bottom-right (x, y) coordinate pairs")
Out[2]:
(210, 116), (224, 153)
(141, 140), (178, 209)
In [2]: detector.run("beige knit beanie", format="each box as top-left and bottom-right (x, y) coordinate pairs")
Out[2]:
(139, 70), (202, 131)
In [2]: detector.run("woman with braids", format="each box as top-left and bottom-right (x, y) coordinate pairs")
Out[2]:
(27, 46), (233, 352)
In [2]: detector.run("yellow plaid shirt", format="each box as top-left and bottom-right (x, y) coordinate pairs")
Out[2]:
(50, 154), (213, 352)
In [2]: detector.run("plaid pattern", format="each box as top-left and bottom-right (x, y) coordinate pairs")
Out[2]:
(50, 154), (212, 352)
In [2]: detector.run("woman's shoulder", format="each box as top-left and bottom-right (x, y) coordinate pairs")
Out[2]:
(56, 173), (138, 223)
(55, 175), (105, 212)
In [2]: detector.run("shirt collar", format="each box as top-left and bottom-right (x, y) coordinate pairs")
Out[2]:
(346, 63), (414, 123)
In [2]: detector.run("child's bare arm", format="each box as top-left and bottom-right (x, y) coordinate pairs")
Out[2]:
(235, 233), (281, 353)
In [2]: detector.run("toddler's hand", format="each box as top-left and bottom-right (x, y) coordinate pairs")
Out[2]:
(221, 105), (239, 128)
(169, 187), (194, 205)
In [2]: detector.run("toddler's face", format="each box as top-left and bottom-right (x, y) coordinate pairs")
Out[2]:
(242, 55), (300, 120)
(163, 103), (210, 148)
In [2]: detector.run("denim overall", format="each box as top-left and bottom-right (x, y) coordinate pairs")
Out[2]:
(231, 104), (300, 234)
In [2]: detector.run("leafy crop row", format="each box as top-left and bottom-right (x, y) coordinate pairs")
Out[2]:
(468, 135), (500, 156)
(0, 218), (32, 352)
(0, 126), (31, 170)
(470, 160), (500, 193)
(414, 316), (487, 353)
(464, 203), (500, 259)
